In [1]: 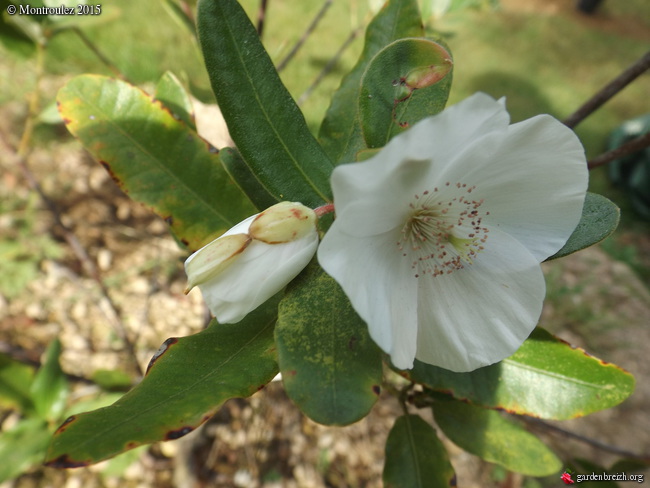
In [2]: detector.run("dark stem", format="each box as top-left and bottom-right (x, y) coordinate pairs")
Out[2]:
(563, 50), (650, 129)
(71, 27), (129, 81)
(588, 131), (650, 170)
(523, 417), (650, 461)
(6, 47), (142, 375)
(276, 0), (333, 73)
(256, 0), (269, 37)
(15, 158), (144, 377)
(298, 27), (362, 106)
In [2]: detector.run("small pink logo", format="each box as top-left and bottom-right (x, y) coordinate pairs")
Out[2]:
(561, 471), (575, 484)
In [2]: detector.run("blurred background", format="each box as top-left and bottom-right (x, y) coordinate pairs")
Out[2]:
(0, 0), (649, 486)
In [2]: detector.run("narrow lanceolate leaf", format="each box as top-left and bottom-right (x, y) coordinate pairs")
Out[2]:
(154, 71), (196, 130)
(404, 328), (635, 420)
(547, 192), (620, 260)
(276, 261), (383, 426)
(0, 353), (35, 412)
(432, 399), (562, 476)
(197, 0), (333, 207)
(57, 74), (257, 251)
(45, 303), (279, 467)
(30, 338), (68, 422)
(383, 415), (456, 488)
(359, 38), (453, 149)
(319, 0), (424, 163)
(220, 147), (279, 211)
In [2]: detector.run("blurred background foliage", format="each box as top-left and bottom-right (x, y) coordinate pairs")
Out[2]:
(1, 0), (649, 486)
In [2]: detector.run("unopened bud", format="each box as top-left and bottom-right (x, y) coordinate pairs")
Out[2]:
(249, 202), (317, 244)
(184, 233), (251, 292)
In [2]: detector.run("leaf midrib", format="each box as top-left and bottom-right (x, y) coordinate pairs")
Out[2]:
(216, 1), (331, 203)
(67, 78), (242, 228)
(53, 319), (276, 459)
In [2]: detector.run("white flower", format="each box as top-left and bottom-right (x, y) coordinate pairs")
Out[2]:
(317, 93), (588, 372)
(185, 202), (319, 323)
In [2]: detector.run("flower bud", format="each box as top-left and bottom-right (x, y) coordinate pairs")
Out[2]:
(249, 202), (317, 244)
(184, 202), (319, 324)
(184, 233), (251, 292)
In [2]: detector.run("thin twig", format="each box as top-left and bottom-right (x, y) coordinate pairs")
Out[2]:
(297, 26), (362, 106)
(523, 417), (650, 461)
(276, 0), (333, 73)
(256, 0), (269, 37)
(71, 27), (129, 81)
(14, 158), (144, 377)
(563, 50), (650, 129)
(588, 132), (650, 170)
(17, 43), (45, 157)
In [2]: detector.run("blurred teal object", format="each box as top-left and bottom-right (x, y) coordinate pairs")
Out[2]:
(607, 114), (650, 220)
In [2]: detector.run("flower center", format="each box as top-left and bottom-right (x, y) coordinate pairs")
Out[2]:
(397, 183), (489, 278)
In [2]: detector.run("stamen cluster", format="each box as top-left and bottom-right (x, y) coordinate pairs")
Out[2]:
(397, 183), (489, 277)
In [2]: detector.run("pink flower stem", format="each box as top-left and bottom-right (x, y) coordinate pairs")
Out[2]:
(314, 203), (335, 217)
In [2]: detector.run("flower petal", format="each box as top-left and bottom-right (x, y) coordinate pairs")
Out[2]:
(184, 233), (251, 290)
(414, 228), (545, 372)
(200, 231), (319, 323)
(318, 226), (426, 368)
(330, 93), (511, 236)
(431, 114), (588, 261)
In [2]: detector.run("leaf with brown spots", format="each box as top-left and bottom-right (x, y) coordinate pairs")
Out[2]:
(359, 38), (453, 150)
(45, 299), (279, 466)
(57, 74), (257, 251)
(318, 0), (426, 164)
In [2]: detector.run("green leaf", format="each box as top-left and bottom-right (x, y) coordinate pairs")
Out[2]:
(0, 418), (52, 483)
(197, 0), (333, 207)
(220, 147), (279, 211)
(548, 192), (620, 260)
(359, 38), (453, 149)
(319, 0), (425, 163)
(57, 74), (257, 250)
(3, 13), (46, 45)
(383, 414), (456, 488)
(30, 338), (68, 422)
(276, 261), (383, 425)
(405, 327), (635, 420)
(89, 369), (133, 391)
(0, 353), (35, 412)
(432, 399), (562, 476)
(45, 303), (279, 467)
(154, 71), (196, 130)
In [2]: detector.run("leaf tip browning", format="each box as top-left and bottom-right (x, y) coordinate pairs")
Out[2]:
(44, 454), (91, 469)
(164, 426), (194, 440)
(54, 415), (77, 435)
(146, 337), (179, 375)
